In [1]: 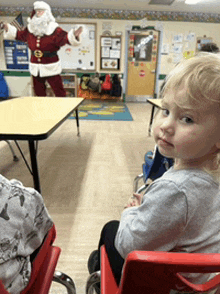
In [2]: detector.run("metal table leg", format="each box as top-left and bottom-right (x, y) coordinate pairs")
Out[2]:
(148, 105), (155, 136)
(75, 108), (80, 136)
(28, 140), (41, 193)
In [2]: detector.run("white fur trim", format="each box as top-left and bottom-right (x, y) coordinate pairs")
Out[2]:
(30, 60), (62, 77)
(3, 23), (17, 40)
(34, 1), (51, 12)
(68, 29), (81, 46)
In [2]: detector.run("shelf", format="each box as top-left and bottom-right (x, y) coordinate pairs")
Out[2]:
(46, 74), (78, 97)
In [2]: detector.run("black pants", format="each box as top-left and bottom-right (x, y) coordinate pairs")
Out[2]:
(97, 220), (125, 285)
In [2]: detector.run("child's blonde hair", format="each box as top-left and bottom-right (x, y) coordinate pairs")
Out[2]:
(162, 53), (220, 181)
(162, 53), (220, 106)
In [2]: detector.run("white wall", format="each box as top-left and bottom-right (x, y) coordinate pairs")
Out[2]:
(5, 76), (32, 97)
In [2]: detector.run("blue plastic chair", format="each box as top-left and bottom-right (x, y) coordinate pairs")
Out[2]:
(134, 146), (173, 193)
(0, 72), (9, 99)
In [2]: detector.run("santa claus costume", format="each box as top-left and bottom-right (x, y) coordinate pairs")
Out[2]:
(4, 1), (82, 97)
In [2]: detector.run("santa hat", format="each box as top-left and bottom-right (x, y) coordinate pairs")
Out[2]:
(29, 1), (55, 22)
(33, 1), (51, 12)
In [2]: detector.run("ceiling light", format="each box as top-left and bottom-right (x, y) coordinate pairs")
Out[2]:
(185, 0), (200, 4)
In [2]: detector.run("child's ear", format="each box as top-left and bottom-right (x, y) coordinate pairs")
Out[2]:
(216, 141), (220, 149)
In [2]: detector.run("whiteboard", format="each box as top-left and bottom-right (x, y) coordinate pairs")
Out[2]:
(58, 23), (96, 71)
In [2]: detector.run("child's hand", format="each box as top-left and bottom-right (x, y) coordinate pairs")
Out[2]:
(124, 193), (143, 209)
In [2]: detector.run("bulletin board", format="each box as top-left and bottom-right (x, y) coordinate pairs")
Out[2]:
(58, 23), (96, 71)
(100, 36), (121, 70)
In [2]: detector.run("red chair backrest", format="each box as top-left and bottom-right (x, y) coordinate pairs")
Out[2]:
(119, 251), (220, 294)
(23, 246), (61, 294)
(0, 225), (59, 294)
(21, 224), (57, 293)
(101, 246), (220, 294)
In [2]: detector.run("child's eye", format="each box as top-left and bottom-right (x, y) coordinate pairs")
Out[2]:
(181, 117), (194, 124)
(162, 108), (169, 117)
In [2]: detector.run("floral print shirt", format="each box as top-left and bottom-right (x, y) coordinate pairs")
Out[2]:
(0, 175), (53, 294)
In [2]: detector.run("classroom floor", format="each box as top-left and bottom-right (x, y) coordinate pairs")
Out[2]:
(0, 102), (155, 294)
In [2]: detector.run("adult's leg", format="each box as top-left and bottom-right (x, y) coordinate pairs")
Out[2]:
(97, 220), (125, 285)
(47, 75), (66, 97)
(32, 75), (47, 96)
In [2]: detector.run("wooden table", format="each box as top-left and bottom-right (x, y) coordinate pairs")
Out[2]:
(147, 98), (162, 136)
(0, 96), (84, 192)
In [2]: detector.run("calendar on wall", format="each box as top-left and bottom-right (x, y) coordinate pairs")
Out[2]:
(4, 40), (29, 70)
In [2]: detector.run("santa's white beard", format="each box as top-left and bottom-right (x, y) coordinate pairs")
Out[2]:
(28, 11), (51, 37)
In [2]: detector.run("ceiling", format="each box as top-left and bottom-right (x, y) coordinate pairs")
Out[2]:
(1, 0), (220, 14)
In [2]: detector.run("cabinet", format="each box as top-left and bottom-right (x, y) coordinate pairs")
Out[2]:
(46, 74), (78, 97)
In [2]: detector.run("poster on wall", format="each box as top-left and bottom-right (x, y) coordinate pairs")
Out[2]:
(4, 40), (29, 70)
(101, 37), (112, 47)
(183, 32), (196, 59)
(102, 47), (110, 58)
(101, 59), (118, 69)
(173, 34), (183, 43)
(100, 36), (121, 70)
(196, 36), (212, 51)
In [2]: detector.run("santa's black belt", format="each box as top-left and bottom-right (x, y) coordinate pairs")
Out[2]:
(31, 50), (57, 58)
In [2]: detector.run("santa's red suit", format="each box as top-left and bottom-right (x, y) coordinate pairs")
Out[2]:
(4, 11), (81, 96)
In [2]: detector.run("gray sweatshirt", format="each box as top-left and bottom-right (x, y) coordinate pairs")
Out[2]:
(115, 167), (220, 284)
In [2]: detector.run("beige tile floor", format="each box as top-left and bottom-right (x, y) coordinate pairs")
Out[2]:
(0, 102), (156, 294)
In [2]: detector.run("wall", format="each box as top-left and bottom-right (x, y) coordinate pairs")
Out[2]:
(1, 12), (220, 97)
(160, 21), (220, 74)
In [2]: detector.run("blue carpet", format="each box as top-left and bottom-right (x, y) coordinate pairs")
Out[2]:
(70, 100), (133, 121)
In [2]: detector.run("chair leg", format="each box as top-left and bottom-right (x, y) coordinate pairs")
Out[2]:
(136, 183), (149, 194)
(133, 173), (144, 193)
(5, 141), (19, 162)
(86, 271), (101, 294)
(53, 271), (76, 294)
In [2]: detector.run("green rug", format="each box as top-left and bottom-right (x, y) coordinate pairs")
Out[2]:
(70, 100), (133, 121)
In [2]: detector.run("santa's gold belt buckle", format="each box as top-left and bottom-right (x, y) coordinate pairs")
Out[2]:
(34, 50), (43, 58)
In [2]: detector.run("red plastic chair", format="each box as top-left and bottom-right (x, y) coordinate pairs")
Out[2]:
(0, 224), (76, 294)
(87, 245), (220, 294)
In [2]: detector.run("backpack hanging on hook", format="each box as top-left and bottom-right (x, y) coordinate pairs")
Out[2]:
(87, 72), (101, 92)
(110, 74), (122, 97)
(80, 74), (90, 90)
(101, 74), (112, 93)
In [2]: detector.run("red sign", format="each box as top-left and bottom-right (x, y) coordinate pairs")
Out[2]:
(139, 70), (145, 77)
